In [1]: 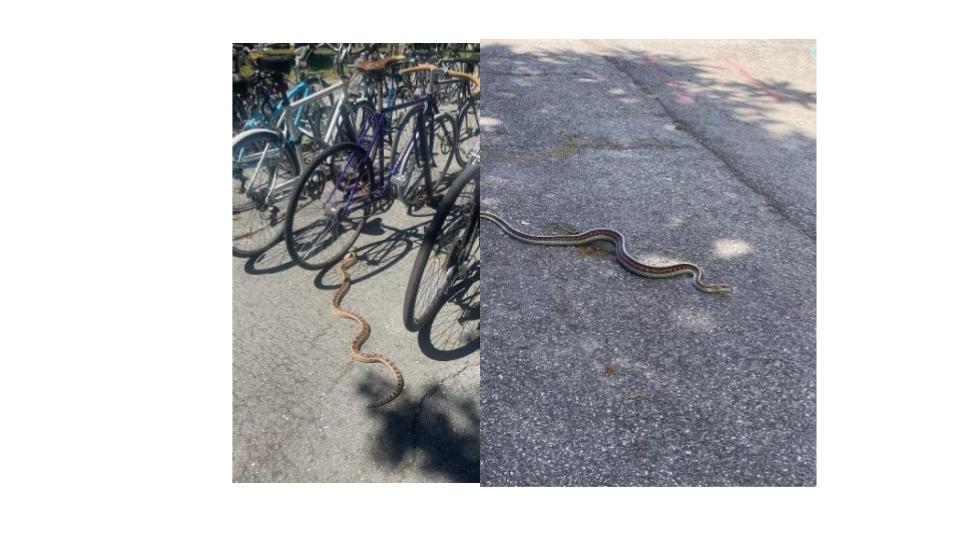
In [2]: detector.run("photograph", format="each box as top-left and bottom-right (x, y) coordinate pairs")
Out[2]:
(232, 43), (481, 482)
(479, 39), (816, 486)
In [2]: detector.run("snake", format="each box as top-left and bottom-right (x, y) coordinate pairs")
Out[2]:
(330, 252), (404, 407)
(479, 212), (731, 293)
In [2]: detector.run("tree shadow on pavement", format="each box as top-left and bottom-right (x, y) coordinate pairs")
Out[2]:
(356, 371), (479, 483)
(482, 41), (817, 244)
(479, 41), (817, 486)
(241, 236), (297, 275)
(351, 271), (480, 482)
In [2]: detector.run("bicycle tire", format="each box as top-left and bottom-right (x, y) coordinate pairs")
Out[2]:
(390, 105), (430, 202)
(403, 162), (480, 331)
(232, 129), (300, 257)
(422, 112), (458, 202)
(284, 142), (373, 270)
(392, 107), (456, 206)
(455, 98), (480, 167)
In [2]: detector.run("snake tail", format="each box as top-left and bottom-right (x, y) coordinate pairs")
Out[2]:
(331, 252), (405, 407)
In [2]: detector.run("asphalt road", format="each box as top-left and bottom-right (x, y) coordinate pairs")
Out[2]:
(480, 40), (816, 486)
(233, 178), (480, 482)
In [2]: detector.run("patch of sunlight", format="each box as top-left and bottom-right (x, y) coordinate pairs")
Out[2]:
(480, 117), (502, 128)
(713, 239), (753, 259)
(608, 87), (626, 96)
(664, 215), (686, 229)
(676, 307), (719, 333)
(634, 252), (680, 267)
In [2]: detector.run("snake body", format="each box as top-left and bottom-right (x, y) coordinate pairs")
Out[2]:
(479, 212), (731, 293)
(331, 252), (404, 407)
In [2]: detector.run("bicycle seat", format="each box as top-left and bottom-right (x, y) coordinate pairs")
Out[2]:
(355, 55), (406, 73)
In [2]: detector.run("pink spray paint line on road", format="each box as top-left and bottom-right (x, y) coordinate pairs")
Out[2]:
(642, 52), (696, 107)
(720, 56), (783, 103)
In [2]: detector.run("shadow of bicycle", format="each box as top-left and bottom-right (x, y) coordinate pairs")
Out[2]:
(312, 217), (430, 290)
(356, 371), (479, 483)
(241, 235), (297, 275)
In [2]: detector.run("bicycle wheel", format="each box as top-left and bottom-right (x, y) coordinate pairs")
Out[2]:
(390, 106), (429, 204)
(391, 108), (456, 206)
(233, 130), (300, 256)
(401, 69), (427, 96)
(388, 85), (415, 142)
(284, 142), (373, 270)
(403, 162), (480, 331)
(395, 84), (414, 104)
(430, 112), (459, 197)
(455, 98), (480, 167)
(345, 100), (376, 144)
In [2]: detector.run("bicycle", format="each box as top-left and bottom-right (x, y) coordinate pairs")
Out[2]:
(390, 63), (470, 201)
(332, 43), (382, 81)
(232, 44), (330, 138)
(444, 62), (480, 167)
(282, 63), (477, 271)
(404, 59), (480, 168)
(232, 74), (354, 257)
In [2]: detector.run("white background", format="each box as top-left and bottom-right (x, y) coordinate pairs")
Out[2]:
(1, 1), (957, 538)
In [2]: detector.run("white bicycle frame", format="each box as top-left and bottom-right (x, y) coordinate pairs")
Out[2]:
(282, 80), (347, 165)
(233, 80), (350, 204)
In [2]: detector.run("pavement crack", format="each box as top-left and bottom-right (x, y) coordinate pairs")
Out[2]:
(408, 362), (475, 448)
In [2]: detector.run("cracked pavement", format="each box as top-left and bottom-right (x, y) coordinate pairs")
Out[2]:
(480, 40), (816, 486)
(234, 199), (479, 482)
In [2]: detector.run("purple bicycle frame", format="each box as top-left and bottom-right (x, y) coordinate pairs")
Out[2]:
(325, 94), (437, 215)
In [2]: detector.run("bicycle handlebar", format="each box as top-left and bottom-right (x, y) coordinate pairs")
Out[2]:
(396, 64), (480, 96)
(446, 70), (480, 96)
(397, 63), (437, 75)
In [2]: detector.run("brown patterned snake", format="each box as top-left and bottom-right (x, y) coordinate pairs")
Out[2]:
(330, 252), (404, 407)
